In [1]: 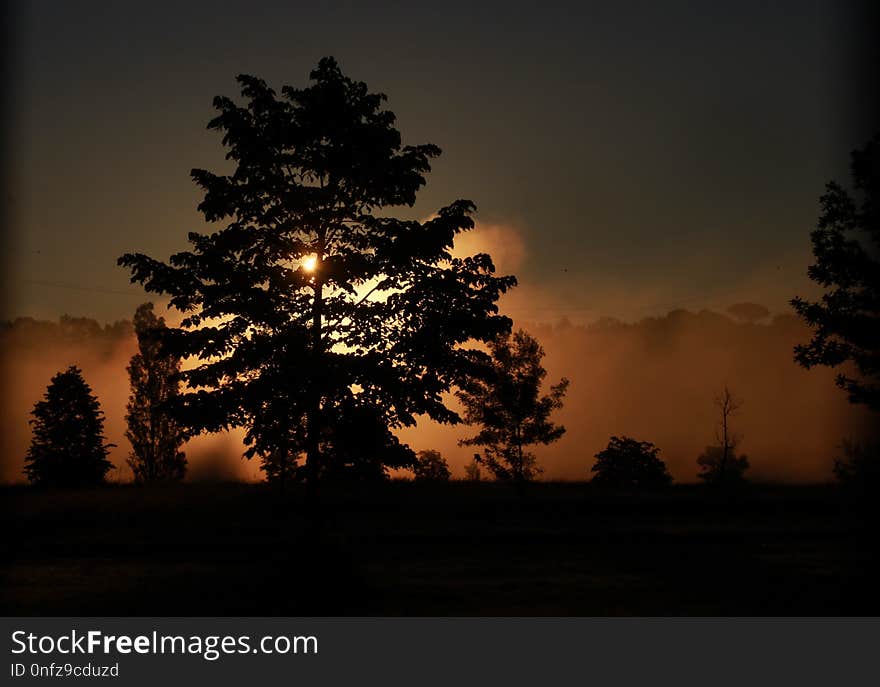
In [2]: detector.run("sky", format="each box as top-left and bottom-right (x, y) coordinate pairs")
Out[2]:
(4, 0), (877, 325)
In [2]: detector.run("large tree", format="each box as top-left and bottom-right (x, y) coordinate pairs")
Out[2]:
(125, 302), (187, 483)
(791, 134), (880, 411)
(24, 365), (114, 486)
(457, 329), (568, 483)
(119, 58), (515, 485)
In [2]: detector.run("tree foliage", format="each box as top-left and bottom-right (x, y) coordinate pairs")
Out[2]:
(832, 438), (880, 489)
(696, 442), (750, 484)
(590, 435), (672, 488)
(24, 366), (114, 486)
(457, 330), (568, 483)
(118, 57), (515, 484)
(413, 449), (451, 482)
(791, 133), (880, 411)
(464, 455), (482, 482)
(125, 303), (187, 483)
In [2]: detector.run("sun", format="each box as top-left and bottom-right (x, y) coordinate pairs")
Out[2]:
(302, 255), (317, 272)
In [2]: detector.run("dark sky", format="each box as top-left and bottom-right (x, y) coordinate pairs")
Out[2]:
(5, 0), (877, 324)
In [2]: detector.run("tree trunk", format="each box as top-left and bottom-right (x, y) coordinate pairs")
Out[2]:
(514, 424), (526, 499)
(278, 448), (287, 497)
(719, 403), (728, 483)
(305, 233), (325, 508)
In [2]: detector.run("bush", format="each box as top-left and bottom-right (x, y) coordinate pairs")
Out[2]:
(413, 450), (451, 482)
(464, 456), (482, 482)
(833, 439), (880, 489)
(696, 443), (749, 485)
(590, 436), (672, 488)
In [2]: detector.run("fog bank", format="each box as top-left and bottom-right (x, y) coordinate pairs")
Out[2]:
(1, 309), (871, 484)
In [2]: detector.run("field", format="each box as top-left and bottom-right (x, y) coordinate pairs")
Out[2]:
(2, 481), (877, 615)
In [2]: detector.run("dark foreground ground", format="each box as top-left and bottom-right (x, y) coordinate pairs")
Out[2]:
(2, 481), (878, 615)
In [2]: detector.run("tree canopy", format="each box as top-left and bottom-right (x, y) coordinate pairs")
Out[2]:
(791, 133), (880, 411)
(457, 329), (568, 483)
(590, 435), (672, 488)
(696, 443), (750, 484)
(24, 365), (114, 486)
(464, 456), (482, 482)
(413, 449), (452, 482)
(125, 303), (187, 483)
(832, 438), (880, 488)
(118, 57), (515, 484)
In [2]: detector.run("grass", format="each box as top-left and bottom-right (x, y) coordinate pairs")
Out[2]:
(2, 480), (877, 615)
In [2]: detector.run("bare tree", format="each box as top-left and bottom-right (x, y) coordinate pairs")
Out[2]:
(697, 386), (750, 484)
(715, 387), (740, 481)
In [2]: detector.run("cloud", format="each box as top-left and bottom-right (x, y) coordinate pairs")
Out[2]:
(451, 221), (527, 274)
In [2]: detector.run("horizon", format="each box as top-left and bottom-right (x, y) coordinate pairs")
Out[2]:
(2, 305), (873, 485)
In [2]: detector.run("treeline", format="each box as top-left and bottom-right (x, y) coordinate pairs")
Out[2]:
(0, 310), (863, 484)
(2, 305), (873, 487)
(1, 315), (132, 351)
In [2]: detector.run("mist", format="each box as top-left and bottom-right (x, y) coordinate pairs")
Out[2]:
(2, 306), (871, 485)
(395, 309), (872, 483)
(0, 316), (261, 484)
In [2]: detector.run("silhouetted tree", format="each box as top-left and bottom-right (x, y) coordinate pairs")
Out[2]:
(458, 330), (568, 484)
(464, 455), (482, 481)
(413, 449), (451, 482)
(791, 134), (880, 411)
(832, 438), (880, 489)
(260, 448), (295, 487)
(591, 435), (672, 488)
(118, 58), (515, 488)
(125, 303), (187, 483)
(697, 387), (749, 484)
(696, 444), (750, 484)
(24, 366), (114, 486)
